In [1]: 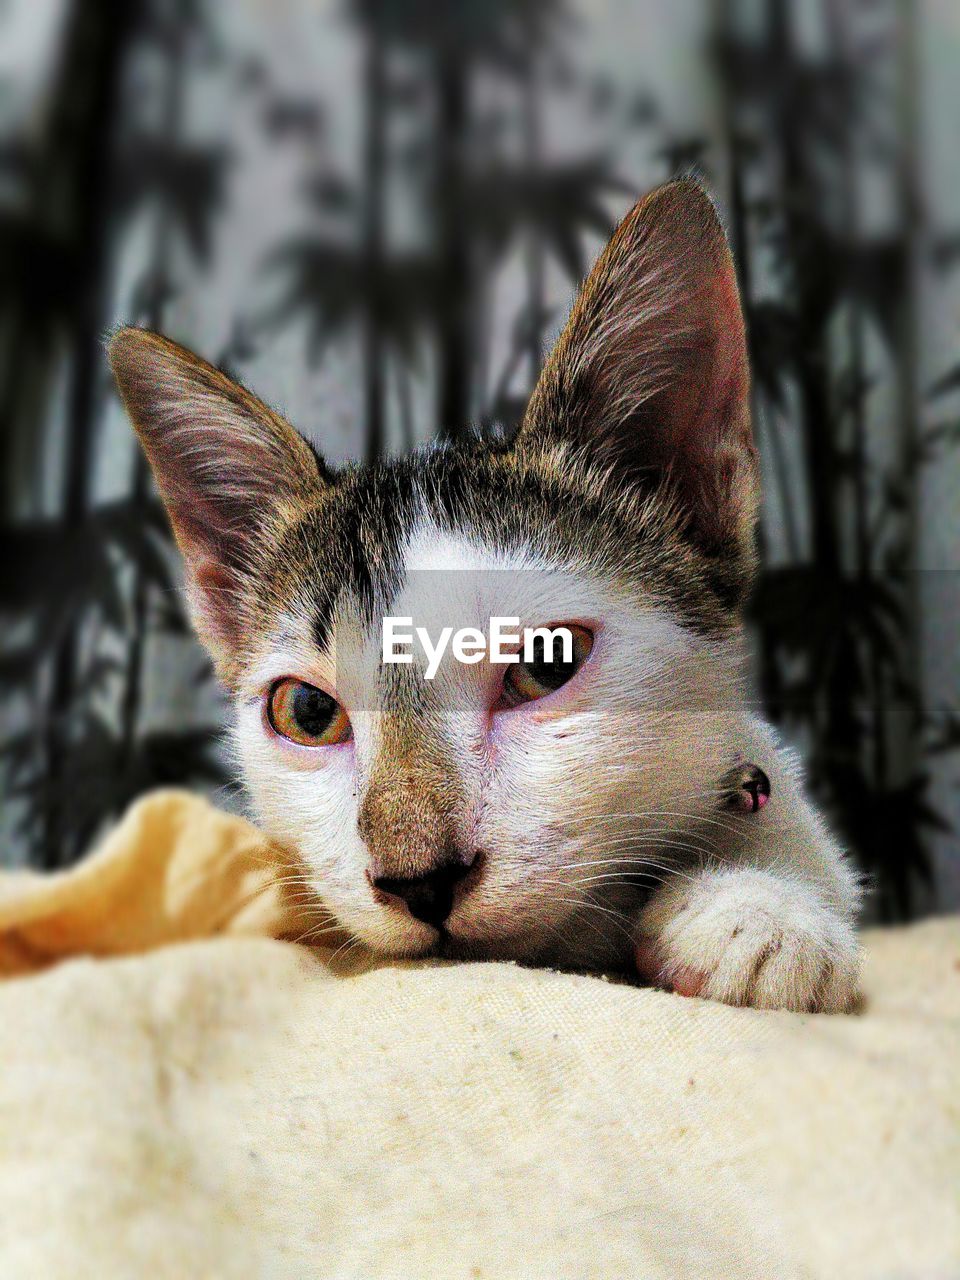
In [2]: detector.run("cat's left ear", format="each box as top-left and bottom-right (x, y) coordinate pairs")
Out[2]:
(517, 179), (757, 598)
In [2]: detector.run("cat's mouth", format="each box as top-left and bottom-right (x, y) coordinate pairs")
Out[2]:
(422, 927), (512, 962)
(430, 929), (475, 961)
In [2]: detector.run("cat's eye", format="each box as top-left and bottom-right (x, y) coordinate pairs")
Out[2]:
(501, 625), (593, 707)
(267, 678), (351, 746)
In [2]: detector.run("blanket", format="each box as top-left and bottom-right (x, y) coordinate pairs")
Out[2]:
(0, 791), (957, 1279)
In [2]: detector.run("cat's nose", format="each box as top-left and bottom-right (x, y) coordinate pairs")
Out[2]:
(372, 856), (476, 930)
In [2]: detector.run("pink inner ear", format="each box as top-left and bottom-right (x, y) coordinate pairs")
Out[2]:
(522, 185), (756, 534)
(632, 247), (756, 563)
(189, 554), (247, 655)
(706, 262), (751, 431)
(577, 189), (754, 520)
(661, 258), (750, 465)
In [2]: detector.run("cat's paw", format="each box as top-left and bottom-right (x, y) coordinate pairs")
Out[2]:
(634, 866), (860, 1013)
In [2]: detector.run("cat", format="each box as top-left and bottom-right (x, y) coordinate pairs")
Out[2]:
(109, 179), (862, 1011)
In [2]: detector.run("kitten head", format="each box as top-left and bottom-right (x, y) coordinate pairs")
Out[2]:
(110, 180), (757, 967)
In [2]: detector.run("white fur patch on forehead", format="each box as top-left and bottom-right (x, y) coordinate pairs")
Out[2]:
(398, 519), (574, 639)
(402, 519), (551, 577)
(393, 519), (716, 686)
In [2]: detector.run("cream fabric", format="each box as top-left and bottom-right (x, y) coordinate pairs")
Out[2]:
(0, 791), (957, 1278)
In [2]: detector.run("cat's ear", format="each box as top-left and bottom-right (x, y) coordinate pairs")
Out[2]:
(518, 179), (757, 585)
(109, 327), (327, 670)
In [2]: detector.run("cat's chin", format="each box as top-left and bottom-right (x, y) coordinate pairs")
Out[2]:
(433, 931), (496, 962)
(431, 928), (628, 970)
(393, 928), (525, 964)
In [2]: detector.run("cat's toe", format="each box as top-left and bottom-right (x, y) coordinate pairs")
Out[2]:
(635, 867), (860, 1013)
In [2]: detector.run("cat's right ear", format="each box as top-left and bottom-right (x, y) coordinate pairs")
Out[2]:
(108, 327), (328, 671)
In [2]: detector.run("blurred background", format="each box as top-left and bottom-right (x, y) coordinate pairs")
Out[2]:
(0, 0), (957, 921)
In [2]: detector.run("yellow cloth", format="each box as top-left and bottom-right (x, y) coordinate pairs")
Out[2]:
(0, 790), (338, 975)
(0, 790), (957, 1279)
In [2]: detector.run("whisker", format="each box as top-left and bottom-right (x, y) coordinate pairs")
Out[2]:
(538, 886), (636, 944)
(589, 808), (744, 837)
(583, 834), (719, 859)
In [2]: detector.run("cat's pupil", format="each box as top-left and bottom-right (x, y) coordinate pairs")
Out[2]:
(292, 685), (336, 736)
(524, 635), (578, 690)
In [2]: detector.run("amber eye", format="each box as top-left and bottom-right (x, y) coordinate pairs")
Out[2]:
(267, 679), (351, 746)
(501, 625), (593, 707)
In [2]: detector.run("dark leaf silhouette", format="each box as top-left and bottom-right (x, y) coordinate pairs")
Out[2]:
(263, 240), (438, 363)
(114, 137), (231, 260)
(263, 97), (325, 142)
(461, 156), (622, 270)
(928, 363), (960, 401)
